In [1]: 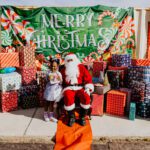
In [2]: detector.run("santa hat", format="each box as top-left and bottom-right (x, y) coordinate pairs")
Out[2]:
(65, 53), (80, 64)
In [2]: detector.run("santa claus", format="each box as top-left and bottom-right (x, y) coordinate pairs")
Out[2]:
(61, 53), (94, 127)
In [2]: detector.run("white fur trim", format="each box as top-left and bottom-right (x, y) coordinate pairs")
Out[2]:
(63, 86), (83, 93)
(65, 54), (81, 64)
(80, 103), (91, 109)
(85, 83), (94, 92)
(64, 103), (75, 111)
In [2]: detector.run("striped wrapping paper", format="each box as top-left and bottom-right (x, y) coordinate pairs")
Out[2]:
(0, 52), (19, 68)
(112, 54), (131, 67)
(132, 59), (150, 66)
(17, 46), (35, 67)
(128, 66), (150, 83)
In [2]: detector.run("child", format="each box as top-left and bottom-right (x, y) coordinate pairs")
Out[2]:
(43, 58), (62, 122)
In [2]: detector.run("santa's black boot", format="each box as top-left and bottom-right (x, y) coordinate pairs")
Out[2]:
(79, 108), (88, 126)
(67, 110), (75, 127)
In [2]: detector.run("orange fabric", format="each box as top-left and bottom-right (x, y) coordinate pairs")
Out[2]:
(54, 117), (92, 150)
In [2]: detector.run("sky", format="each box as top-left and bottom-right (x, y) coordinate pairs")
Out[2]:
(0, 0), (150, 8)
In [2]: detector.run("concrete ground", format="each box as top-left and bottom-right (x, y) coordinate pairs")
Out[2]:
(0, 107), (150, 149)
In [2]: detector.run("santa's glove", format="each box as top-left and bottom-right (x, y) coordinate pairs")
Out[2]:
(84, 88), (91, 96)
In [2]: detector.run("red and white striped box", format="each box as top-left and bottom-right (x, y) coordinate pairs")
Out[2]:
(18, 67), (36, 85)
(91, 94), (104, 116)
(0, 52), (19, 68)
(132, 59), (150, 66)
(93, 61), (107, 77)
(0, 91), (18, 112)
(106, 90), (126, 116)
(17, 46), (35, 67)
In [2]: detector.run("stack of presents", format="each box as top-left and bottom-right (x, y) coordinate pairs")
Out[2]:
(0, 46), (46, 112)
(85, 54), (150, 120)
(0, 47), (150, 121)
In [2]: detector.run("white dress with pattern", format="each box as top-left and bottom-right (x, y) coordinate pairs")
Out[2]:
(44, 70), (62, 102)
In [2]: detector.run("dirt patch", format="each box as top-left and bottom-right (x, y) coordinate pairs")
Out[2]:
(0, 136), (150, 150)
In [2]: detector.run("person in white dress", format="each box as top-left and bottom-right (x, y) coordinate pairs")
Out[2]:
(43, 58), (62, 122)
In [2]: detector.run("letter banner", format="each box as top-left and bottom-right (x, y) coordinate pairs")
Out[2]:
(0, 5), (135, 63)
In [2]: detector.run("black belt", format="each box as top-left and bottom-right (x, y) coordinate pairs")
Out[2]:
(64, 84), (83, 87)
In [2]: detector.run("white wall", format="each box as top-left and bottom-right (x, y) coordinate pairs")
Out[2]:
(135, 9), (150, 58)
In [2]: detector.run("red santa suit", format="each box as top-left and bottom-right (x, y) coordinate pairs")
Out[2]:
(61, 54), (94, 111)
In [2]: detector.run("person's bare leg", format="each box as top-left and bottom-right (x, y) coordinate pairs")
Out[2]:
(44, 100), (50, 122)
(49, 101), (58, 123)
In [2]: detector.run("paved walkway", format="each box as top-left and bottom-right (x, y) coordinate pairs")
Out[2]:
(0, 108), (150, 137)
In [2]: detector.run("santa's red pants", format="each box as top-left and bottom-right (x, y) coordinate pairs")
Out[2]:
(63, 88), (91, 111)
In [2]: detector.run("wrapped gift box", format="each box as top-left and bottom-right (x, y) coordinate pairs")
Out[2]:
(18, 67), (36, 85)
(19, 84), (38, 96)
(130, 81), (145, 102)
(107, 70), (124, 89)
(93, 61), (107, 77)
(108, 66), (128, 86)
(83, 62), (93, 74)
(0, 72), (21, 92)
(0, 52), (19, 68)
(129, 102), (136, 121)
(20, 95), (39, 109)
(132, 59), (150, 66)
(128, 66), (150, 83)
(112, 54), (131, 67)
(91, 94), (104, 116)
(136, 100), (150, 118)
(94, 84), (110, 95)
(106, 90), (126, 116)
(17, 46), (35, 67)
(145, 83), (150, 99)
(0, 91), (18, 112)
(119, 88), (131, 114)
(36, 71), (47, 90)
(19, 85), (39, 109)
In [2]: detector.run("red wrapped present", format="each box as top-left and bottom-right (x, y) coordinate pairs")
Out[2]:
(0, 52), (19, 68)
(93, 61), (107, 77)
(83, 62), (93, 76)
(132, 59), (150, 66)
(19, 67), (36, 85)
(106, 90), (126, 116)
(0, 91), (18, 112)
(17, 46), (35, 67)
(91, 94), (104, 116)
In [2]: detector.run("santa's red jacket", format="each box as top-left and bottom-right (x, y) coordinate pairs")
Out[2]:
(61, 64), (94, 92)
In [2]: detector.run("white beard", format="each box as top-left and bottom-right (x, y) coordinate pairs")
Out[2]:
(65, 61), (79, 85)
